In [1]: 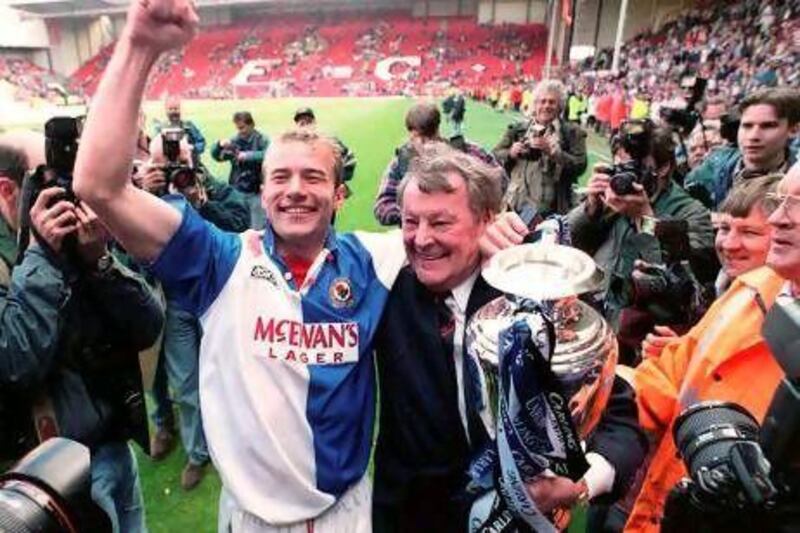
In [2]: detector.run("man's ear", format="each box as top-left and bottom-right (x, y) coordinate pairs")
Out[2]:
(0, 177), (16, 201)
(333, 183), (347, 211)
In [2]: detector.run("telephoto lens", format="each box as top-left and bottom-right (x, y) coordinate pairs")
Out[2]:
(0, 438), (111, 533)
(673, 401), (760, 481)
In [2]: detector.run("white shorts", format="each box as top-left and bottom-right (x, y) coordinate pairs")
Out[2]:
(218, 476), (372, 533)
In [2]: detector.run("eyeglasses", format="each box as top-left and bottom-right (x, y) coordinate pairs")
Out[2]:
(765, 192), (800, 219)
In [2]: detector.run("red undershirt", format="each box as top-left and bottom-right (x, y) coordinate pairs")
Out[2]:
(282, 254), (313, 287)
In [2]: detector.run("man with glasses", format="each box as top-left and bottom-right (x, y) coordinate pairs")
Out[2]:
(626, 163), (800, 532)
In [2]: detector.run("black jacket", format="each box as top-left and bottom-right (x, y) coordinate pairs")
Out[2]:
(373, 266), (647, 532)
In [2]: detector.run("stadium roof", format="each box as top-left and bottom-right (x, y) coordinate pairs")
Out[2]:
(7, 0), (295, 18)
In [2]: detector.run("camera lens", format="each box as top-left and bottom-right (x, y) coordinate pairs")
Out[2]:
(0, 480), (69, 533)
(673, 401), (760, 477)
(609, 171), (637, 196)
(170, 168), (195, 190)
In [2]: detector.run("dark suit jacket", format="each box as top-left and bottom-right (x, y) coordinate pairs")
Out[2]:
(373, 266), (647, 533)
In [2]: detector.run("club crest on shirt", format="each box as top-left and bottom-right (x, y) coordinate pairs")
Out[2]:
(250, 265), (278, 287)
(329, 277), (354, 308)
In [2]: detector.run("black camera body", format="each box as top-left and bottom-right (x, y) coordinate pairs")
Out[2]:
(660, 75), (707, 136)
(606, 119), (658, 197)
(659, 107), (701, 136)
(40, 116), (82, 204)
(160, 127), (196, 190)
(606, 160), (657, 197)
(517, 123), (547, 161)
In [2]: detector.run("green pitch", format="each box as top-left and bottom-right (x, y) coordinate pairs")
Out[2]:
(132, 96), (608, 532)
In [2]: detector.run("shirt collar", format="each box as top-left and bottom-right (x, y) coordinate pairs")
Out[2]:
(449, 268), (480, 314)
(779, 280), (796, 299)
(261, 223), (338, 260)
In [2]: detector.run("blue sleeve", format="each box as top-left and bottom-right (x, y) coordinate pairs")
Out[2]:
(150, 197), (242, 316)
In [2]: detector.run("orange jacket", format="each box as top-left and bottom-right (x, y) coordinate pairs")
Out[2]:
(625, 266), (786, 532)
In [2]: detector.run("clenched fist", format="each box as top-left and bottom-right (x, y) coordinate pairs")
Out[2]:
(123, 0), (199, 54)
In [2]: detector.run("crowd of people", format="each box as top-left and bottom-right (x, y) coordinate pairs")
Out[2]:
(1, 1), (800, 533)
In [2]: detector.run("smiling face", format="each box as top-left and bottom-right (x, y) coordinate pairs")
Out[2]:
(261, 140), (345, 255)
(401, 172), (489, 293)
(714, 205), (772, 280)
(533, 90), (560, 125)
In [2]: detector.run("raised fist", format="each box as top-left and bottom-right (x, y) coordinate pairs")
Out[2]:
(124, 0), (199, 54)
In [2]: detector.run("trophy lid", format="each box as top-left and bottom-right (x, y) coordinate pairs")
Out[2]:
(482, 243), (603, 300)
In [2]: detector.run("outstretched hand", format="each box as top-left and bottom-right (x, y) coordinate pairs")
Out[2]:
(479, 211), (529, 259)
(124, 0), (199, 53)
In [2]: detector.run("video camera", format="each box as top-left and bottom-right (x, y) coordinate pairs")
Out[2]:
(159, 127), (197, 190)
(659, 75), (707, 136)
(662, 296), (800, 532)
(604, 119), (658, 197)
(0, 438), (111, 533)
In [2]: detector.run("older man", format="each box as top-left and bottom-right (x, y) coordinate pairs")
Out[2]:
(373, 145), (646, 533)
(494, 80), (588, 215)
(628, 162), (800, 531)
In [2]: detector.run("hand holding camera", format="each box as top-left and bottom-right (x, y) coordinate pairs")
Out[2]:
(30, 187), (79, 254)
(585, 164), (611, 216)
(171, 174), (207, 209)
(140, 164), (167, 194)
(603, 178), (654, 220)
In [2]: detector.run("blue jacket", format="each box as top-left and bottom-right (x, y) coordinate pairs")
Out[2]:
(685, 143), (799, 208)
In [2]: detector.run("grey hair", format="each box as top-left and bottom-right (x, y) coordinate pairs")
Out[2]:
(397, 142), (503, 219)
(533, 79), (566, 109)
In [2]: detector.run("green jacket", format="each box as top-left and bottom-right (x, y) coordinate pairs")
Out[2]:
(493, 119), (587, 215)
(567, 181), (716, 329)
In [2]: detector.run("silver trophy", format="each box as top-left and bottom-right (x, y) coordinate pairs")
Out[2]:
(467, 243), (618, 439)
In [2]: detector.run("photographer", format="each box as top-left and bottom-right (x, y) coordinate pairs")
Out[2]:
(626, 161), (800, 532)
(684, 88), (799, 209)
(0, 139), (164, 532)
(493, 80), (587, 216)
(211, 110), (269, 229)
(294, 107), (357, 197)
(373, 102), (502, 226)
(142, 132), (248, 490)
(567, 122), (716, 364)
(155, 97), (205, 166)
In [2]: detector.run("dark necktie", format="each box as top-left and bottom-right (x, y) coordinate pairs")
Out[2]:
(434, 293), (485, 444)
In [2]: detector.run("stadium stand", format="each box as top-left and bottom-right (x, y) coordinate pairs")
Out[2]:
(68, 13), (548, 99)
